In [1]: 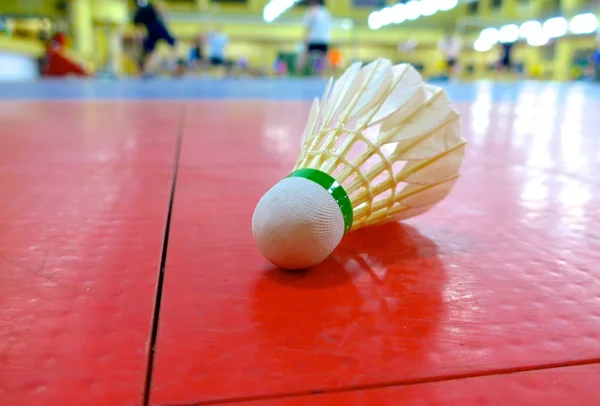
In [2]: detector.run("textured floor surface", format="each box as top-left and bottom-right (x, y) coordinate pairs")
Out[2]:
(1, 79), (599, 406)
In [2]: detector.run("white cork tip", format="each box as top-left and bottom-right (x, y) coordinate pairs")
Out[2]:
(252, 176), (345, 270)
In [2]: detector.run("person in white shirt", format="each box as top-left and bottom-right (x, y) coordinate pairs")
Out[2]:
(438, 31), (462, 79)
(298, 0), (332, 75)
(207, 26), (233, 75)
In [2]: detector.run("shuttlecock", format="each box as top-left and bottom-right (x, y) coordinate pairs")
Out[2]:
(252, 58), (466, 269)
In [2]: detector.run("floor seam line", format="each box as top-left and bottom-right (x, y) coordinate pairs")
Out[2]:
(142, 103), (187, 406)
(156, 356), (600, 405)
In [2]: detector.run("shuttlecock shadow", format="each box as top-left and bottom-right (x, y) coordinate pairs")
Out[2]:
(250, 221), (447, 383)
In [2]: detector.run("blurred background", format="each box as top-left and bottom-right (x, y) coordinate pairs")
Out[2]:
(0, 0), (598, 82)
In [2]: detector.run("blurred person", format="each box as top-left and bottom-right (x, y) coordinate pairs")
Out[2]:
(438, 30), (462, 80)
(297, 0), (332, 76)
(497, 41), (515, 77)
(593, 29), (600, 81)
(207, 26), (233, 75)
(238, 56), (249, 75)
(189, 33), (206, 71)
(133, 0), (182, 76)
(275, 58), (288, 76)
(42, 31), (89, 77)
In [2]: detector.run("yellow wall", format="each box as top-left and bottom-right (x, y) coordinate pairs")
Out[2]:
(0, 0), (65, 18)
(0, 34), (44, 58)
(152, 20), (445, 45)
(92, 0), (129, 24)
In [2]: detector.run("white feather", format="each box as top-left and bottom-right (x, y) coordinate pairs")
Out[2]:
(349, 59), (393, 119)
(301, 97), (321, 144)
(294, 58), (467, 230)
(319, 62), (362, 128)
(370, 63), (423, 126)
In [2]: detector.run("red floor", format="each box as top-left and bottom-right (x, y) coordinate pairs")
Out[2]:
(1, 86), (600, 405)
(233, 364), (600, 405)
(0, 102), (181, 405)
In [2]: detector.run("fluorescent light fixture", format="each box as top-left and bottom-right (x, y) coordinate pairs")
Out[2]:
(543, 17), (567, 38)
(420, 0), (438, 16)
(405, 1), (422, 20)
(474, 38), (493, 52)
(263, 6), (276, 22)
(479, 27), (500, 44)
(519, 20), (542, 38)
(263, 0), (301, 23)
(499, 24), (519, 43)
(569, 13), (598, 34)
(379, 6), (394, 25)
(368, 11), (383, 30)
(390, 3), (406, 24)
(438, 0), (458, 11)
(527, 31), (549, 46)
(368, 0), (455, 28)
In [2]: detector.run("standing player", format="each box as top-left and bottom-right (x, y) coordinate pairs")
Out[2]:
(438, 30), (462, 80)
(133, 0), (182, 76)
(207, 26), (233, 75)
(189, 33), (206, 72)
(497, 41), (514, 76)
(298, 0), (332, 76)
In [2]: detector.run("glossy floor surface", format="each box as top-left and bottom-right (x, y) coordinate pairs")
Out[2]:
(1, 79), (600, 406)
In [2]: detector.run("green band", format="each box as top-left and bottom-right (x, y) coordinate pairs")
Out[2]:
(287, 168), (353, 235)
